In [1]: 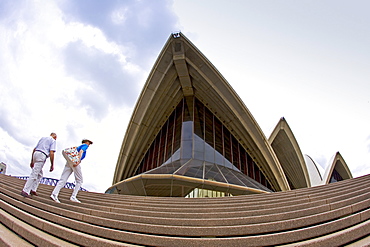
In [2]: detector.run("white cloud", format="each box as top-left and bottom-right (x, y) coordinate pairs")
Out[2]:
(111, 7), (129, 25)
(0, 0), (179, 193)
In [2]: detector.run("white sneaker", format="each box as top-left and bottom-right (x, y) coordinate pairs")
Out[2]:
(50, 194), (60, 203)
(70, 196), (81, 203)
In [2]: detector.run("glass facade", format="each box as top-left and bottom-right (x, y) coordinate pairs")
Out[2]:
(330, 168), (344, 183)
(134, 97), (274, 196)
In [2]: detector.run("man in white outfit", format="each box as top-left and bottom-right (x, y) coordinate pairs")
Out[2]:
(21, 133), (57, 198)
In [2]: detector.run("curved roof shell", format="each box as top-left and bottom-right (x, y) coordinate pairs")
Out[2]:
(323, 151), (353, 184)
(268, 117), (311, 188)
(304, 154), (324, 186)
(112, 33), (290, 192)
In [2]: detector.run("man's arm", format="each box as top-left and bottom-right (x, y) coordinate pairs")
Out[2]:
(30, 148), (36, 168)
(49, 150), (55, 172)
(73, 150), (84, 166)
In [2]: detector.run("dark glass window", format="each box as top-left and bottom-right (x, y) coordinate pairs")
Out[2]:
(240, 151), (247, 174)
(204, 107), (214, 148)
(183, 97), (191, 122)
(223, 128), (231, 162)
(254, 163), (261, 182)
(232, 136), (240, 169)
(135, 97), (274, 191)
(330, 169), (343, 183)
(173, 101), (183, 151)
(158, 129), (166, 165)
(165, 114), (174, 161)
(214, 117), (223, 155)
(194, 99), (204, 138)
(247, 155), (254, 179)
(147, 143), (154, 171)
(152, 136), (159, 170)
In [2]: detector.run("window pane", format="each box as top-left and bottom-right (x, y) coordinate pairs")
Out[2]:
(214, 117), (223, 155)
(240, 151), (246, 174)
(204, 107), (214, 147)
(183, 97), (191, 122)
(165, 114), (174, 161)
(194, 135), (205, 160)
(194, 98), (204, 138)
(176, 159), (203, 179)
(224, 128), (231, 163)
(232, 136), (240, 170)
(158, 129), (166, 165)
(204, 164), (227, 183)
(247, 155), (254, 179)
(173, 100), (183, 151)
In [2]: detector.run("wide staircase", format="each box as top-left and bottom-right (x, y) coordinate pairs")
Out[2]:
(1, 173), (370, 247)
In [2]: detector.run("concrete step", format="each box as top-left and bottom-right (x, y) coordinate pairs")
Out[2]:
(3, 177), (370, 227)
(0, 221), (34, 247)
(0, 199), (139, 246)
(1, 207), (78, 247)
(2, 180), (370, 229)
(4, 174), (370, 215)
(1, 174), (369, 246)
(8, 173), (370, 206)
(3, 194), (369, 247)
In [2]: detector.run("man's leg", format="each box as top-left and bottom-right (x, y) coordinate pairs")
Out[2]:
(51, 164), (73, 196)
(22, 152), (46, 195)
(31, 168), (44, 192)
(71, 165), (83, 198)
(30, 166), (44, 195)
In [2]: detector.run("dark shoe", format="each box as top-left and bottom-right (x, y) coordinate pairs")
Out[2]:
(21, 191), (32, 198)
(30, 191), (38, 196)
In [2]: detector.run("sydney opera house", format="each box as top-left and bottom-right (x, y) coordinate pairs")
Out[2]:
(3, 33), (369, 246)
(107, 32), (352, 197)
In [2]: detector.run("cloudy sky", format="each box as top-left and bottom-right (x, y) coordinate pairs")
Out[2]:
(1, 0), (369, 193)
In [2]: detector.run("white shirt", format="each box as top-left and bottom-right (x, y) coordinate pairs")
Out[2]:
(35, 136), (56, 157)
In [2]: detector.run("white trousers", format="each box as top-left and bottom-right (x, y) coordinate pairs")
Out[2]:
(52, 163), (83, 197)
(23, 151), (46, 194)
